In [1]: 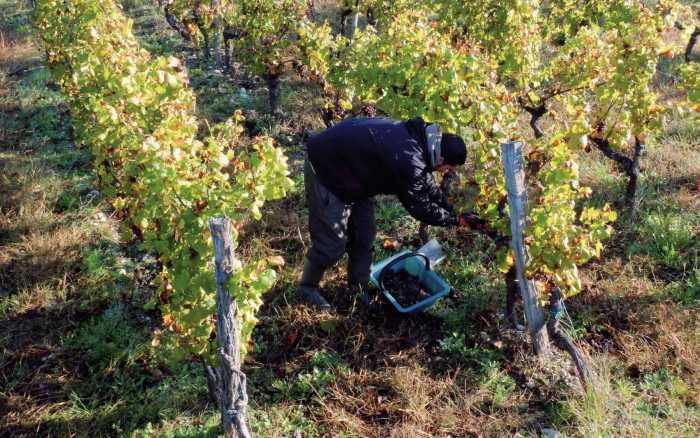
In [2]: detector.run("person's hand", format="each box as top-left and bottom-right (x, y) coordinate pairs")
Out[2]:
(458, 212), (510, 247)
(458, 211), (487, 230)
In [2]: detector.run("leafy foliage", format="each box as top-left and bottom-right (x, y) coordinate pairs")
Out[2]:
(680, 62), (700, 108)
(157, 0), (217, 46)
(297, 0), (697, 297)
(35, 0), (293, 362)
(161, 0), (313, 77)
(223, 0), (309, 78)
(300, 3), (618, 296)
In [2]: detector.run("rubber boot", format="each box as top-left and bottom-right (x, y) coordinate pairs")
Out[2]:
(298, 259), (330, 310)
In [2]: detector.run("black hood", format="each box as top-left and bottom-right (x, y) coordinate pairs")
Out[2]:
(403, 117), (434, 171)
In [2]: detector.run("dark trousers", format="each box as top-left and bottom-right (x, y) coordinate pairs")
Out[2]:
(304, 160), (376, 286)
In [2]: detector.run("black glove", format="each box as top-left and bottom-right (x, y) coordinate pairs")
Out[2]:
(458, 212), (510, 247)
(458, 211), (487, 230)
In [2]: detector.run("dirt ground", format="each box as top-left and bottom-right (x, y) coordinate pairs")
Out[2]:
(1, 1), (699, 437)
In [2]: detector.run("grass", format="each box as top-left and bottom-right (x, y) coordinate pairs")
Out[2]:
(1, 0), (699, 436)
(566, 360), (700, 437)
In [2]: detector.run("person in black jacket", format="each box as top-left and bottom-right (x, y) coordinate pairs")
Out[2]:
(299, 116), (477, 309)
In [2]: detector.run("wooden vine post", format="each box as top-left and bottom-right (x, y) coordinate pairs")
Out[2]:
(350, 11), (360, 41)
(500, 142), (551, 356)
(207, 217), (253, 438)
(211, 0), (223, 69)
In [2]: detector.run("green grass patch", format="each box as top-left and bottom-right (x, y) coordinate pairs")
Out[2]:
(628, 210), (698, 270)
(663, 269), (700, 307)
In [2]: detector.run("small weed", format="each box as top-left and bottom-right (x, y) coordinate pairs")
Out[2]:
(479, 360), (516, 409)
(83, 247), (114, 282)
(439, 331), (468, 356)
(17, 69), (70, 141)
(54, 174), (96, 212)
(569, 309), (605, 340)
(664, 269), (700, 307)
(375, 197), (414, 236)
(69, 303), (147, 368)
(120, 0), (150, 9)
(291, 171), (305, 195)
(628, 211), (696, 269)
(438, 332), (503, 364)
(270, 349), (348, 402)
(657, 115), (700, 147)
(254, 113), (278, 135)
(250, 404), (322, 437)
(546, 400), (576, 427)
(133, 415), (219, 438)
(251, 334), (269, 355)
(437, 242), (501, 304)
(640, 368), (690, 400)
(79, 245), (133, 304)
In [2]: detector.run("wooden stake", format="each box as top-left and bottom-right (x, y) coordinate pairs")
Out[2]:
(211, 0), (223, 68)
(500, 142), (550, 356)
(209, 217), (252, 438)
(350, 12), (360, 41)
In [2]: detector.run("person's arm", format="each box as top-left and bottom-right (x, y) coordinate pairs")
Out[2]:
(394, 143), (458, 226)
(399, 169), (491, 230)
(397, 179), (458, 226)
(425, 171), (453, 211)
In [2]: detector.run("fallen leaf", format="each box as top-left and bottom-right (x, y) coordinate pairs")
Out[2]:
(286, 329), (300, 346)
(268, 255), (285, 267)
(383, 239), (400, 250)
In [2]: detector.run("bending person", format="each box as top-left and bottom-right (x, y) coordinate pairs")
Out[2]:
(299, 116), (480, 309)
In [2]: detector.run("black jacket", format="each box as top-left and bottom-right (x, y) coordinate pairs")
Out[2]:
(307, 117), (457, 226)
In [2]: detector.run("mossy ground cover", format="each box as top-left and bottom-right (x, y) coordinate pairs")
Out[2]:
(1, 0), (699, 436)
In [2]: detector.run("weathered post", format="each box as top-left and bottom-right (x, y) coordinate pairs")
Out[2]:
(207, 217), (252, 438)
(349, 11), (360, 41)
(501, 142), (550, 356)
(211, 0), (223, 69)
(223, 28), (235, 72)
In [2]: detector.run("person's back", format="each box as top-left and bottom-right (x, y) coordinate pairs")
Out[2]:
(306, 117), (420, 203)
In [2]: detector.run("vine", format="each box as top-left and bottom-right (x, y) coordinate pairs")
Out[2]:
(37, 0), (698, 360)
(222, 0), (311, 114)
(304, 3), (616, 298)
(36, 0), (293, 362)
